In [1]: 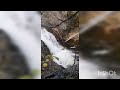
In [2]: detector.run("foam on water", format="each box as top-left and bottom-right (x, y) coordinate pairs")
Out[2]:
(41, 28), (75, 68)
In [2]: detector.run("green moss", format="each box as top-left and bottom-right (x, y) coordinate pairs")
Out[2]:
(45, 54), (54, 60)
(19, 75), (32, 79)
(42, 63), (48, 68)
(46, 59), (50, 62)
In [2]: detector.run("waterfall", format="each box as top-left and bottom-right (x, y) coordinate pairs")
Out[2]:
(79, 57), (102, 79)
(41, 28), (75, 68)
(0, 11), (41, 79)
(41, 27), (112, 79)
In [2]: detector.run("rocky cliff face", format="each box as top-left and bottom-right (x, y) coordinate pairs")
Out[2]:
(0, 30), (30, 79)
(41, 11), (80, 49)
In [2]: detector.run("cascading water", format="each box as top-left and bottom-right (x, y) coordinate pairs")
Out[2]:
(79, 57), (101, 79)
(41, 28), (75, 68)
(79, 56), (120, 79)
(41, 27), (110, 79)
(0, 11), (41, 79)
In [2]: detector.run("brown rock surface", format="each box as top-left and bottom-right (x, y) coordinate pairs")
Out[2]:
(41, 11), (80, 49)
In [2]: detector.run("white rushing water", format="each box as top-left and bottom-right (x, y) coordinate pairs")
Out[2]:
(41, 28), (75, 68)
(0, 11), (41, 79)
(79, 57), (101, 79)
(41, 27), (111, 79)
(79, 56), (111, 79)
(79, 57), (120, 79)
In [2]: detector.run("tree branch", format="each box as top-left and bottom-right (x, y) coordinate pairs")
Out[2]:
(51, 11), (80, 29)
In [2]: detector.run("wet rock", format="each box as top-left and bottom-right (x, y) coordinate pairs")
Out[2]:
(0, 30), (30, 79)
(41, 11), (80, 49)
(44, 64), (79, 79)
(41, 40), (63, 79)
(41, 40), (79, 79)
(41, 40), (50, 60)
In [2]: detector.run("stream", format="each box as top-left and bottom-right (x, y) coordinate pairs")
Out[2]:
(41, 28), (76, 68)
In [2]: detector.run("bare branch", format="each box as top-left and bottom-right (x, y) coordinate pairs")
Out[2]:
(51, 11), (80, 28)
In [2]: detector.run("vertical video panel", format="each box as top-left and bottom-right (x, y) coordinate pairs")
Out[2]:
(79, 11), (120, 79)
(0, 11), (41, 79)
(41, 11), (79, 79)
